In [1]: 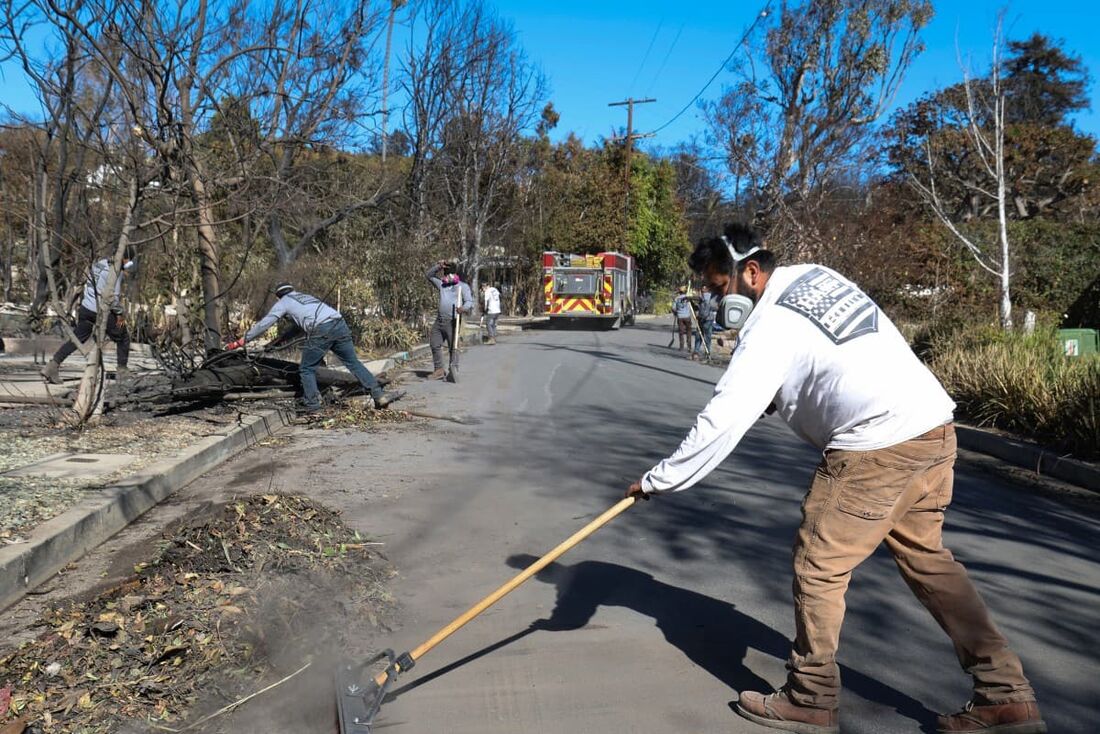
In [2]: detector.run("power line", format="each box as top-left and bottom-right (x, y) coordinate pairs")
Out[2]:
(644, 1), (774, 137)
(645, 23), (684, 97)
(628, 20), (664, 95)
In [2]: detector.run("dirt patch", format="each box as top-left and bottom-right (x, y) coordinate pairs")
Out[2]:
(0, 495), (397, 733)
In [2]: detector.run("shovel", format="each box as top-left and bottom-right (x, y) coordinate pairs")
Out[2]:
(335, 495), (638, 732)
(688, 303), (711, 362)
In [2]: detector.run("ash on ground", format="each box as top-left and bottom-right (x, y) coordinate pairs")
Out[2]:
(0, 494), (397, 734)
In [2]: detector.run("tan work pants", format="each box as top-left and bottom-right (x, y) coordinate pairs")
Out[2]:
(786, 424), (1034, 709)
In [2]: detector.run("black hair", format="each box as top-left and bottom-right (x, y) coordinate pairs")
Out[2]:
(738, 249), (776, 275)
(123, 246), (136, 262)
(688, 222), (776, 276)
(688, 237), (732, 275)
(723, 222), (762, 256)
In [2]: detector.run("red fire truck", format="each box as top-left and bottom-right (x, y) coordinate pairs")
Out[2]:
(542, 251), (637, 328)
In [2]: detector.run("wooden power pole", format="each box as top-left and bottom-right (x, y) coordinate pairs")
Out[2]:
(608, 97), (656, 238)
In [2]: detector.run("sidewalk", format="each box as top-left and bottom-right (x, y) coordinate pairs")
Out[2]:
(0, 406), (290, 610)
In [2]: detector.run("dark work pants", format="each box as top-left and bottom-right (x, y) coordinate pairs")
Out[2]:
(298, 318), (381, 409)
(429, 315), (458, 370)
(677, 317), (692, 349)
(52, 306), (130, 367)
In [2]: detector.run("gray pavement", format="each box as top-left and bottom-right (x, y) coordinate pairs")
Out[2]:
(336, 326), (1100, 733)
(6, 325), (1098, 733)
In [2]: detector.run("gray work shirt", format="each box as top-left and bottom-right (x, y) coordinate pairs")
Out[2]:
(673, 294), (692, 319)
(697, 293), (717, 323)
(426, 264), (473, 321)
(245, 291), (341, 342)
(81, 259), (124, 313)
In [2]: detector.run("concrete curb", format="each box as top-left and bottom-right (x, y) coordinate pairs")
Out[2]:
(0, 408), (291, 611)
(956, 424), (1100, 492)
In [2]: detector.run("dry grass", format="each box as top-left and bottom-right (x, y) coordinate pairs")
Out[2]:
(928, 325), (1099, 459)
(357, 318), (421, 352)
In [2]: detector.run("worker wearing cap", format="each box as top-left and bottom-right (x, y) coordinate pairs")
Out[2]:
(626, 223), (1043, 734)
(226, 284), (401, 413)
(692, 284), (717, 361)
(41, 250), (135, 384)
(672, 286), (693, 351)
(426, 261), (473, 381)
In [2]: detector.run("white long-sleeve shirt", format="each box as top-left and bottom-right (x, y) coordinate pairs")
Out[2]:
(244, 291), (341, 342)
(483, 286), (501, 315)
(641, 264), (955, 494)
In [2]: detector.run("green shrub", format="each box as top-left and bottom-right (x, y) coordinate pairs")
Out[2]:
(650, 286), (674, 316)
(346, 316), (421, 353)
(928, 324), (1100, 459)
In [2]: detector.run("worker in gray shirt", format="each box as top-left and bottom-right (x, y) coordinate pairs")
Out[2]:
(426, 260), (473, 381)
(692, 285), (718, 361)
(225, 283), (402, 413)
(42, 250), (134, 384)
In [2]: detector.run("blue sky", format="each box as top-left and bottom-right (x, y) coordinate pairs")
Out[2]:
(2, 1), (1097, 149)
(491, 0), (1100, 147)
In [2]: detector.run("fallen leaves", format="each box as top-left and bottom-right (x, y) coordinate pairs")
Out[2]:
(302, 403), (414, 431)
(0, 495), (395, 733)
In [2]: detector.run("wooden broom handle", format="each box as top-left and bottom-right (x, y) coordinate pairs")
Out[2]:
(374, 496), (637, 685)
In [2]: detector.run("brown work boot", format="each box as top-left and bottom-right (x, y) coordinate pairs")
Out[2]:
(428, 368), (446, 380)
(40, 359), (62, 384)
(736, 689), (839, 734)
(936, 700), (1046, 733)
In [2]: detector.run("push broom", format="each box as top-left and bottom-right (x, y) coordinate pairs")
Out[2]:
(335, 495), (638, 732)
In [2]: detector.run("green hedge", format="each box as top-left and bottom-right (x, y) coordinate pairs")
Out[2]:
(926, 324), (1100, 459)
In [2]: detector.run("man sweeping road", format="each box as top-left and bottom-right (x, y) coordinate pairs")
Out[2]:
(626, 223), (1045, 734)
(225, 283), (402, 413)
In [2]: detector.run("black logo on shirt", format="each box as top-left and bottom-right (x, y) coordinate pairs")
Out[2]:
(777, 267), (878, 344)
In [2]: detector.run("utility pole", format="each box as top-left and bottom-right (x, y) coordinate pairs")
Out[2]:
(608, 97), (656, 239)
(381, 0), (407, 164)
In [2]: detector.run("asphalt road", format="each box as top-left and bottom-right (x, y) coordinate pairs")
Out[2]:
(321, 324), (1099, 734)
(11, 324), (1094, 733)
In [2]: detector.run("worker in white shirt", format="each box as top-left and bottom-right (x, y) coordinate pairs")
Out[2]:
(626, 223), (1043, 734)
(42, 250), (134, 384)
(225, 283), (402, 413)
(482, 282), (502, 345)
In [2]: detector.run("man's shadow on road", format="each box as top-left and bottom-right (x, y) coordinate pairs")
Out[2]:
(387, 556), (936, 730)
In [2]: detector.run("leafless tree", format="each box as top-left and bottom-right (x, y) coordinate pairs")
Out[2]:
(1, 3), (156, 422)
(705, 0), (931, 254)
(231, 0), (390, 269)
(906, 17), (1015, 328)
(434, 0), (544, 296)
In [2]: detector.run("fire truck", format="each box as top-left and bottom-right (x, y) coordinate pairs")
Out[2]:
(542, 251), (637, 328)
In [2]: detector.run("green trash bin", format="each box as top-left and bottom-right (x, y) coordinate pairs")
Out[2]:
(1059, 328), (1099, 357)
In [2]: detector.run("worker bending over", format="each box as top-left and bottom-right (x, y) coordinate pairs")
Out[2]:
(226, 283), (401, 413)
(627, 223), (1044, 734)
